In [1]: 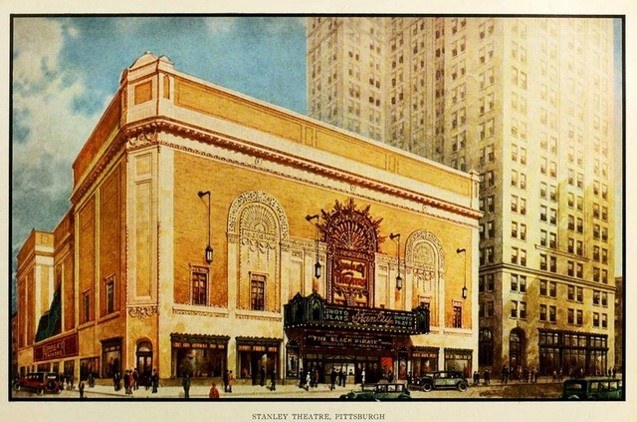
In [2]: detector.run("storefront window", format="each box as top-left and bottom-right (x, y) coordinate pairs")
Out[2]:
(101, 338), (122, 378)
(444, 349), (472, 378)
(412, 348), (439, 377)
(80, 357), (99, 381)
(171, 334), (229, 378)
(237, 341), (279, 384)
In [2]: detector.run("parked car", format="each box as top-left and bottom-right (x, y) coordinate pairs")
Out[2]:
(562, 378), (623, 400)
(17, 372), (62, 395)
(339, 383), (411, 400)
(417, 371), (469, 392)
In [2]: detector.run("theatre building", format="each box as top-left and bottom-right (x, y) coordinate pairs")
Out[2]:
(15, 52), (481, 383)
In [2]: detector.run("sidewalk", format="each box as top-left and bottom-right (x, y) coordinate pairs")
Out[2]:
(78, 382), (346, 399)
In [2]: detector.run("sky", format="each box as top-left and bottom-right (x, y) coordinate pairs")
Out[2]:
(10, 16), (624, 310)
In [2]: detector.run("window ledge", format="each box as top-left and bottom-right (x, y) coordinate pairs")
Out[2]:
(172, 304), (229, 318)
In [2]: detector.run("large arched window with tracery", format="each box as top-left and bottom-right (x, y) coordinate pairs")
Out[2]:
(405, 230), (445, 327)
(227, 191), (289, 312)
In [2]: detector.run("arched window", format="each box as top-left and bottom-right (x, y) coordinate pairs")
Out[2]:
(509, 329), (525, 369)
(479, 329), (493, 365)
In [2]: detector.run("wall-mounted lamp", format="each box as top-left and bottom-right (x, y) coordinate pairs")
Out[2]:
(390, 233), (403, 291)
(198, 190), (213, 264)
(305, 214), (322, 279)
(457, 248), (467, 299)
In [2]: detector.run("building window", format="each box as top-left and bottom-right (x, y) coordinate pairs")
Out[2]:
(82, 291), (91, 324)
(453, 305), (462, 328)
(191, 268), (208, 306)
(251, 276), (266, 311)
(549, 281), (557, 298)
(511, 301), (518, 318)
(593, 312), (600, 327)
(105, 278), (115, 314)
(549, 305), (556, 322)
(568, 308), (574, 324)
(576, 310), (583, 325)
(602, 314), (608, 328)
(540, 304), (547, 321)
(520, 301), (527, 319)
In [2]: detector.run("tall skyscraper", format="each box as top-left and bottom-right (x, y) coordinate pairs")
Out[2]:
(307, 16), (617, 376)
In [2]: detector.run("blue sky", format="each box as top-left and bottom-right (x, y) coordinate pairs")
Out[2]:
(10, 16), (624, 309)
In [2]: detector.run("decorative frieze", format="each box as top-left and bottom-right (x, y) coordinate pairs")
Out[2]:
(128, 305), (158, 319)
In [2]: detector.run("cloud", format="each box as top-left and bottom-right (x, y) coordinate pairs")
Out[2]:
(12, 18), (102, 253)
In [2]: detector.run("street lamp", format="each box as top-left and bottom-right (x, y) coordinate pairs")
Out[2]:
(457, 248), (467, 299)
(198, 190), (213, 264)
(390, 233), (402, 291)
(305, 214), (322, 279)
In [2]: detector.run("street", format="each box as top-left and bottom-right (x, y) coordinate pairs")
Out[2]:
(11, 377), (566, 400)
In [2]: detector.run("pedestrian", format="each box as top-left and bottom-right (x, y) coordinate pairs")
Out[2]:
(208, 382), (220, 399)
(151, 369), (159, 393)
(79, 381), (85, 398)
(305, 371), (311, 391)
(223, 369), (229, 393)
(123, 370), (131, 395)
(361, 369), (366, 387)
(531, 367), (537, 383)
(298, 367), (305, 389)
(484, 369), (490, 385)
(88, 372), (94, 388)
(406, 372), (412, 386)
(612, 367), (617, 378)
(182, 373), (191, 398)
(473, 371), (479, 385)
(270, 368), (277, 391)
(260, 366), (266, 387)
(133, 368), (139, 390)
(128, 369), (135, 394)
(116, 372), (121, 391)
(313, 368), (319, 388)
(228, 370), (234, 393)
(330, 368), (337, 390)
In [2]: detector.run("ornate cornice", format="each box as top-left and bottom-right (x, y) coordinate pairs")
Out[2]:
(70, 117), (480, 225)
(127, 305), (158, 319)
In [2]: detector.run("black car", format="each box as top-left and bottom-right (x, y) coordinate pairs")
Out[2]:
(417, 371), (469, 392)
(339, 383), (412, 400)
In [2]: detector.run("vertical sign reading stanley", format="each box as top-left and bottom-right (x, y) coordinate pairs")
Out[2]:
(320, 199), (384, 307)
(34, 333), (79, 362)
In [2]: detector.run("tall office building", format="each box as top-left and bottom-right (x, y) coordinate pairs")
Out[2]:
(307, 17), (617, 376)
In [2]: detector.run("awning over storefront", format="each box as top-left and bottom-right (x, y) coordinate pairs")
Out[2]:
(170, 333), (230, 349)
(284, 292), (429, 335)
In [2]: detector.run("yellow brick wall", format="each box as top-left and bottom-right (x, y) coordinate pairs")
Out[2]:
(78, 197), (96, 323)
(173, 151), (474, 327)
(99, 165), (123, 316)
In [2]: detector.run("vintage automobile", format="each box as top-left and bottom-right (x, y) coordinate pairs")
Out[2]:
(417, 370), (469, 392)
(562, 378), (623, 400)
(16, 372), (62, 395)
(339, 382), (412, 400)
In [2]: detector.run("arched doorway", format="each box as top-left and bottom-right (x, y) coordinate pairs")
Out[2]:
(509, 329), (525, 376)
(479, 328), (493, 366)
(136, 341), (153, 380)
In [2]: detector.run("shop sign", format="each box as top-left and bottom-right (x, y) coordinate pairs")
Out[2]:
(323, 305), (415, 330)
(304, 332), (393, 350)
(34, 333), (79, 362)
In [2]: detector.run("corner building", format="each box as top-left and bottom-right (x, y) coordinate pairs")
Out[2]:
(307, 17), (617, 377)
(15, 53), (481, 384)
